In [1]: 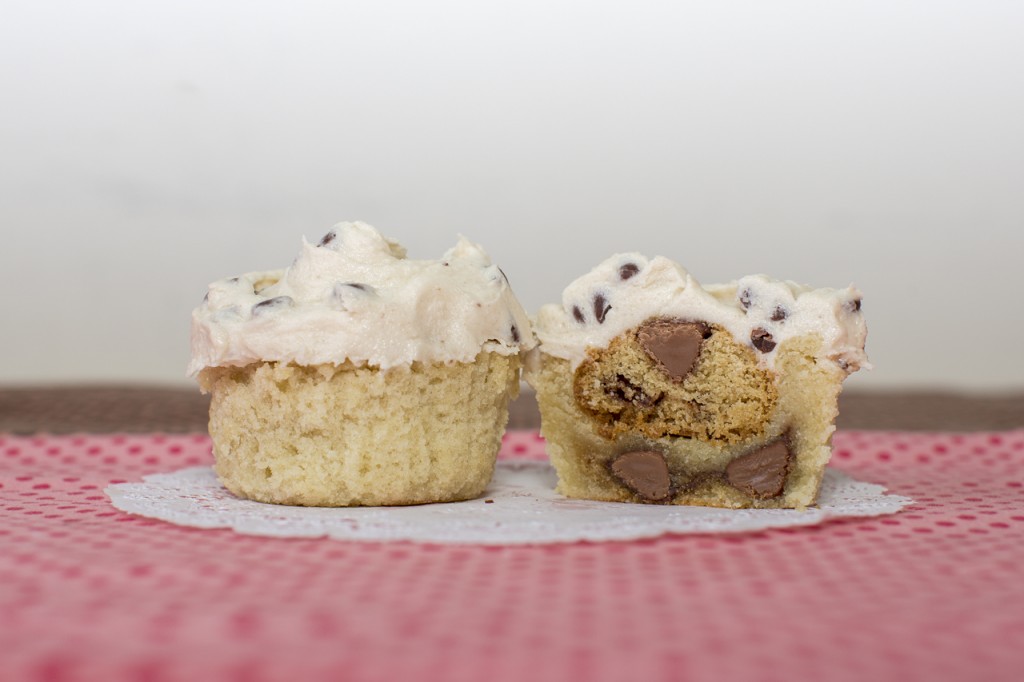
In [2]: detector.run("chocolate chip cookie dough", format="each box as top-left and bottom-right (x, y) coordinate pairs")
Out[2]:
(526, 254), (868, 509)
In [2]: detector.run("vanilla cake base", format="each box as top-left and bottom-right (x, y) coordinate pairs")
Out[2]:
(529, 324), (844, 509)
(198, 352), (520, 506)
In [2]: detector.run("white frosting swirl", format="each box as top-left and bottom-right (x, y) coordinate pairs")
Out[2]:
(188, 222), (536, 375)
(533, 253), (869, 373)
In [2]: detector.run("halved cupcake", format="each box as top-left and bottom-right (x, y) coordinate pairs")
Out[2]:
(526, 254), (868, 509)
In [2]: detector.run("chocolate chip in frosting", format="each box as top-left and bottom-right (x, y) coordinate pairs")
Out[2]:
(771, 306), (788, 322)
(572, 305), (586, 324)
(739, 288), (753, 310)
(619, 263), (640, 280)
(510, 324), (521, 343)
(846, 298), (862, 313)
(340, 282), (374, 293)
(610, 450), (671, 502)
(726, 439), (791, 498)
(331, 282), (376, 311)
(751, 327), (776, 353)
(637, 319), (709, 382)
(318, 230), (337, 247)
(593, 294), (611, 324)
(251, 296), (294, 317)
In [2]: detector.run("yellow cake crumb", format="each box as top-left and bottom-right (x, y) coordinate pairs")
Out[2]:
(199, 352), (520, 507)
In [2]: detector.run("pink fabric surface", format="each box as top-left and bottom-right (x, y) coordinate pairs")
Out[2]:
(1, 430), (1023, 682)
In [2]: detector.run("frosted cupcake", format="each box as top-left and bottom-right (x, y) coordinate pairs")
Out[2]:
(526, 254), (868, 509)
(189, 222), (535, 506)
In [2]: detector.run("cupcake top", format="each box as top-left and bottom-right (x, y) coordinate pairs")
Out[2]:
(533, 253), (869, 373)
(188, 222), (536, 375)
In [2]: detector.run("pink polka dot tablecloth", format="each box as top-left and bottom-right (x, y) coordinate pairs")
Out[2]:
(2, 430), (1024, 682)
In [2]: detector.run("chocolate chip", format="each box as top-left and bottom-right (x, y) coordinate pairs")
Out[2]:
(572, 305), (585, 324)
(484, 499), (494, 504)
(619, 263), (640, 280)
(610, 451), (671, 502)
(739, 288), (753, 310)
(228, 277), (239, 283)
(637, 319), (709, 381)
(846, 298), (862, 313)
(593, 294), (611, 324)
(726, 439), (791, 498)
(251, 296), (294, 317)
(318, 231), (336, 247)
(771, 306), (787, 322)
(610, 374), (656, 407)
(750, 328), (776, 353)
(510, 324), (521, 343)
(331, 283), (376, 311)
(341, 282), (373, 293)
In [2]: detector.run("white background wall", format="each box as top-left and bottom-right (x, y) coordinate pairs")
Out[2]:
(1, 1), (1022, 390)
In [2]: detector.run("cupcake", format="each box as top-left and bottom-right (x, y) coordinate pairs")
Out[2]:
(526, 254), (868, 509)
(188, 222), (535, 506)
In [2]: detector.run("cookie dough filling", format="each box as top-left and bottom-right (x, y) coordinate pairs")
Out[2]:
(574, 318), (777, 443)
(527, 252), (868, 509)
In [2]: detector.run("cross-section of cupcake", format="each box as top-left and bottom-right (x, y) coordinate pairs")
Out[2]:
(526, 254), (868, 509)
(188, 222), (535, 506)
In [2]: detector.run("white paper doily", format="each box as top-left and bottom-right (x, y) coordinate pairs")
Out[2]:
(105, 462), (911, 544)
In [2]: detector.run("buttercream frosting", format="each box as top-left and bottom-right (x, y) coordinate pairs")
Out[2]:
(532, 253), (869, 373)
(188, 222), (535, 375)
